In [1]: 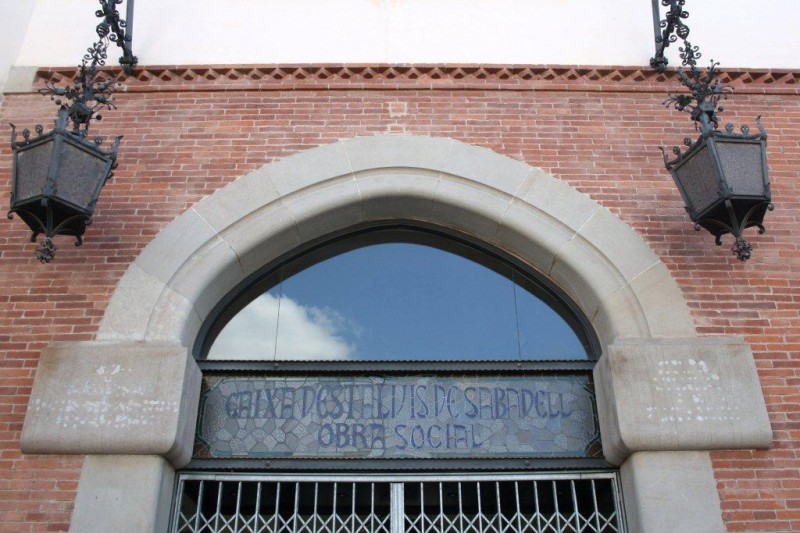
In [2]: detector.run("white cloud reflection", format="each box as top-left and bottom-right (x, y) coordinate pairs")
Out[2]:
(207, 293), (357, 360)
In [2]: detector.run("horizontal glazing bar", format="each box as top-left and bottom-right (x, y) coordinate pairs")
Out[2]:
(176, 472), (619, 483)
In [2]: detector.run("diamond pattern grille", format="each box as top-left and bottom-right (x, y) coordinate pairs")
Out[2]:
(172, 475), (623, 533)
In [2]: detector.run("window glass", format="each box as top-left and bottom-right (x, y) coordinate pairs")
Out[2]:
(206, 236), (590, 361)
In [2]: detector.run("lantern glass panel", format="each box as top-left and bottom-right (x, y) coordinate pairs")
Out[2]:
(54, 141), (108, 211)
(715, 140), (766, 197)
(14, 140), (54, 204)
(673, 143), (720, 216)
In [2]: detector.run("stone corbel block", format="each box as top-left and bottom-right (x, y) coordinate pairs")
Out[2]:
(21, 341), (202, 467)
(594, 338), (772, 465)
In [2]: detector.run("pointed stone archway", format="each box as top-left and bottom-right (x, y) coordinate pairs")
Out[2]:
(22, 136), (770, 532)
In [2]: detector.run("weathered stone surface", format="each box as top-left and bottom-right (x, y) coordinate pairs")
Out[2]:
(282, 176), (364, 242)
(431, 176), (511, 243)
(97, 263), (166, 342)
(344, 135), (452, 173)
(595, 262), (696, 341)
(548, 233), (627, 330)
(70, 455), (175, 533)
(144, 286), (203, 346)
(442, 141), (531, 197)
(578, 207), (660, 283)
(496, 199), (576, 285)
(166, 234), (245, 320)
(135, 207), (217, 286)
(21, 341), (202, 467)
(2, 66), (37, 94)
(595, 338), (772, 465)
(620, 451), (725, 533)
(193, 167), (281, 234)
(357, 168), (439, 222)
(516, 169), (599, 233)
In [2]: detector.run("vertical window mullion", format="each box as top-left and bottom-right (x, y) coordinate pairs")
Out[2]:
(254, 482), (262, 533)
(438, 483), (444, 533)
(272, 482), (281, 533)
(234, 481), (242, 532)
(495, 482), (502, 533)
(420, 483), (425, 533)
(213, 481), (223, 532)
(333, 482), (339, 533)
(370, 483), (376, 533)
(390, 482), (405, 533)
(458, 482), (464, 533)
(477, 482), (484, 533)
(533, 481), (541, 533)
(351, 482), (357, 533)
(552, 481), (561, 533)
(193, 480), (205, 533)
(570, 480), (579, 533)
(292, 482), (300, 533)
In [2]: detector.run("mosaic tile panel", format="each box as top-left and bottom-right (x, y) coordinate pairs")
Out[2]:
(195, 375), (599, 459)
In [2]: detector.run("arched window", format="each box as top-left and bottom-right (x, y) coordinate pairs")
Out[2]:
(174, 227), (624, 533)
(200, 227), (596, 363)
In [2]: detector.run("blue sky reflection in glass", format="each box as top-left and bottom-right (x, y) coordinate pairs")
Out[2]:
(207, 243), (588, 361)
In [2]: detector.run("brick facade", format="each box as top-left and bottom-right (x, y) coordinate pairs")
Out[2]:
(1, 66), (799, 531)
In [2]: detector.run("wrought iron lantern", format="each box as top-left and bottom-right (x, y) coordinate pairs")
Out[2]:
(651, 0), (773, 261)
(9, 111), (120, 263)
(7, 0), (136, 263)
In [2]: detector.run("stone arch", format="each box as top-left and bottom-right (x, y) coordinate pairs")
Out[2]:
(23, 135), (771, 532)
(98, 135), (696, 348)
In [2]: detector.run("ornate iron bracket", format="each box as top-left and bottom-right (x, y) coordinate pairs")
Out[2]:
(652, 0), (731, 142)
(95, 0), (139, 74)
(38, 0), (138, 135)
(97, 0), (137, 75)
(663, 59), (732, 135)
(650, 0), (690, 72)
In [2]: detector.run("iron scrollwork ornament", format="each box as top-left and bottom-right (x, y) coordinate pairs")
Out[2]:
(650, 0), (690, 72)
(96, 0), (138, 74)
(40, 0), (137, 133)
(7, 0), (134, 262)
(653, 0), (773, 261)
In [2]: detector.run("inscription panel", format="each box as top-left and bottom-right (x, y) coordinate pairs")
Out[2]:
(196, 375), (599, 459)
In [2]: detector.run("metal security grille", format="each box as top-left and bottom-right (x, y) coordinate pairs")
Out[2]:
(172, 474), (624, 533)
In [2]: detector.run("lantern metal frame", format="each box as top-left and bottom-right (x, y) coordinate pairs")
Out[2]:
(652, 0), (774, 261)
(661, 120), (771, 261)
(9, 111), (120, 262)
(7, 0), (135, 262)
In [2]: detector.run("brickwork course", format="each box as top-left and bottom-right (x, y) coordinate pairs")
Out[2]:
(1, 66), (799, 531)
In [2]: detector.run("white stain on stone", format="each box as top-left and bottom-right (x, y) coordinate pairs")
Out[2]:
(31, 364), (179, 430)
(646, 358), (741, 423)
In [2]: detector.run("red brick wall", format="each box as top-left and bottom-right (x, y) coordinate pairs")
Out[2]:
(0, 67), (798, 531)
